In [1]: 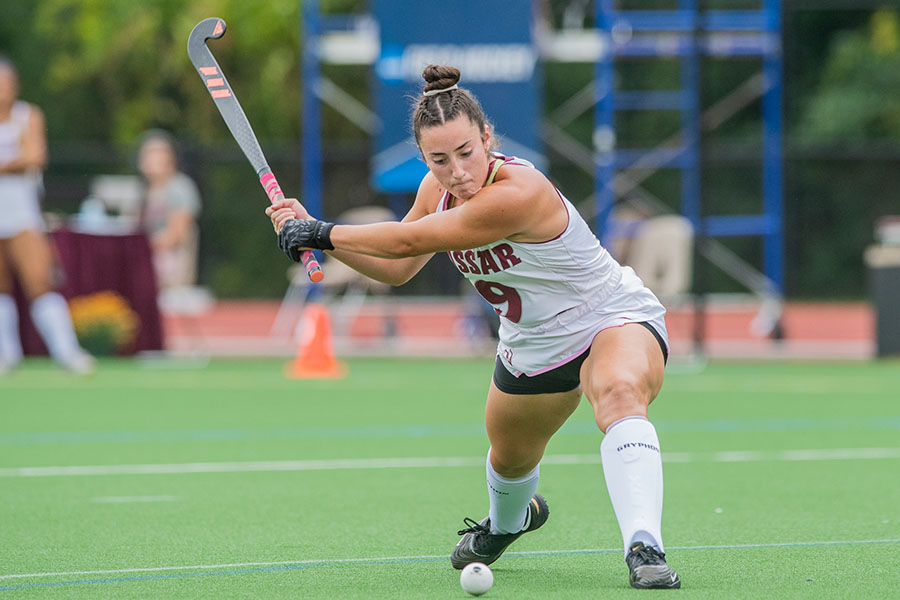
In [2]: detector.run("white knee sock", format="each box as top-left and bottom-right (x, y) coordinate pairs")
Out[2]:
(600, 416), (665, 556)
(0, 294), (23, 365)
(486, 449), (540, 534)
(30, 292), (81, 361)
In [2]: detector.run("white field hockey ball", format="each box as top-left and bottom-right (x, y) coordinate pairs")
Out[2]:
(460, 562), (493, 596)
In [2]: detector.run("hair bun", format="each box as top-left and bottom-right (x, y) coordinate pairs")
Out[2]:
(422, 64), (461, 94)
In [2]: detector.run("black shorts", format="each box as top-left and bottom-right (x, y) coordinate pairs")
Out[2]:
(491, 321), (668, 395)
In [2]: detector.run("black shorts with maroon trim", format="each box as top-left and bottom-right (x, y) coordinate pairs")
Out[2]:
(491, 321), (668, 395)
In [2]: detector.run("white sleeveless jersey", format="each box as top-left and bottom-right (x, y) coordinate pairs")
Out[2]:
(0, 101), (44, 238)
(436, 154), (668, 376)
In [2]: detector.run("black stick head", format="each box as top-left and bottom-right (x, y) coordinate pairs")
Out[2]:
(187, 18), (227, 60)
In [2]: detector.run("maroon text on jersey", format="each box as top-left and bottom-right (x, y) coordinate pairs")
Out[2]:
(449, 243), (522, 275)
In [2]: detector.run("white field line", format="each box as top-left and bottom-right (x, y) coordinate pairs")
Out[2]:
(0, 447), (898, 479)
(2, 539), (900, 581)
(0, 554), (443, 581)
(91, 495), (177, 504)
(0, 456), (483, 477)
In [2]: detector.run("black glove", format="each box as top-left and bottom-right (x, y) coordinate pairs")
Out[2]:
(277, 218), (335, 261)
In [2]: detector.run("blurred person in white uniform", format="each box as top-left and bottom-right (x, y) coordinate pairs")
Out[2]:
(0, 56), (93, 374)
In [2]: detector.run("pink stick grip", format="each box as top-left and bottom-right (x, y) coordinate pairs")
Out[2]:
(261, 173), (324, 282)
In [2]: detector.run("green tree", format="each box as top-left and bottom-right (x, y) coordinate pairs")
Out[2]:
(27, 0), (301, 145)
(800, 9), (900, 142)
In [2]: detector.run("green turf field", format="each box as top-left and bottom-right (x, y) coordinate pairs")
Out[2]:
(1, 358), (898, 599)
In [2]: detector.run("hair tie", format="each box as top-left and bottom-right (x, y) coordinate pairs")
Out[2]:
(423, 84), (458, 97)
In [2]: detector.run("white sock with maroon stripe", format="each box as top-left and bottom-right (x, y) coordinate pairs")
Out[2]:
(486, 449), (540, 534)
(0, 294), (23, 366)
(600, 416), (665, 556)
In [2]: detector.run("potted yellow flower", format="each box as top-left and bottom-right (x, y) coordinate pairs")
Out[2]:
(68, 291), (140, 356)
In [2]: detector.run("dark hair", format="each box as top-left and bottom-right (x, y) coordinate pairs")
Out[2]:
(0, 55), (18, 79)
(138, 128), (177, 148)
(136, 128), (181, 166)
(412, 65), (495, 149)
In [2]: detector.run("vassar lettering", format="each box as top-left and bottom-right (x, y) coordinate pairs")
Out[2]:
(464, 250), (481, 274)
(493, 243), (522, 269)
(448, 244), (523, 275)
(451, 250), (469, 273)
(478, 249), (501, 274)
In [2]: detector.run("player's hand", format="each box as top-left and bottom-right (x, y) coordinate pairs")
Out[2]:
(266, 198), (310, 234)
(277, 218), (336, 261)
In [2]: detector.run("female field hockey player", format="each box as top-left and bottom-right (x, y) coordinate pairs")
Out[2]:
(0, 57), (94, 375)
(267, 65), (680, 590)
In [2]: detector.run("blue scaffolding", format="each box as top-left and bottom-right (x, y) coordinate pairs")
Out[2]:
(594, 0), (784, 293)
(299, 0), (784, 302)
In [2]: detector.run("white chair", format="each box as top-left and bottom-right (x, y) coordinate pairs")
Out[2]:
(89, 175), (144, 222)
(157, 285), (215, 358)
(622, 215), (694, 301)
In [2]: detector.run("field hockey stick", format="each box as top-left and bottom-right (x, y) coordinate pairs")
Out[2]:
(187, 17), (324, 283)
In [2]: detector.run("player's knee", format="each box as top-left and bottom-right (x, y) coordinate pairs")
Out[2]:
(20, 274), (52, 301)
(585, 372), (646, 405)
(586, 375), (649, 431)
(489, 447), (541, 478)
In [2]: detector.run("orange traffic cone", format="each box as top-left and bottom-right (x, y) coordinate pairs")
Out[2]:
(285, 303), (347, 379)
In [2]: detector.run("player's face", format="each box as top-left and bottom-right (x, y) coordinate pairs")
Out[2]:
(419, 116), (491, 200)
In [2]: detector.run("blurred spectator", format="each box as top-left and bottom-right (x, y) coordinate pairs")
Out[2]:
(136, 129), (202, 291)
(0, 56), (94, 374)
(611, 207), (694, 301)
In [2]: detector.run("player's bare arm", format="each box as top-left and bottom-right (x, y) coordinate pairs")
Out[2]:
(266, 172), (443, 285)
(320, 175), (441, 284)
(327, 166), (563, 257)
(0, 105), (46, 174)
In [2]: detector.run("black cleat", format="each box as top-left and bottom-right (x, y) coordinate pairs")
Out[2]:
(450, 494), (549, 570)
(626, 541), (681, 589)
